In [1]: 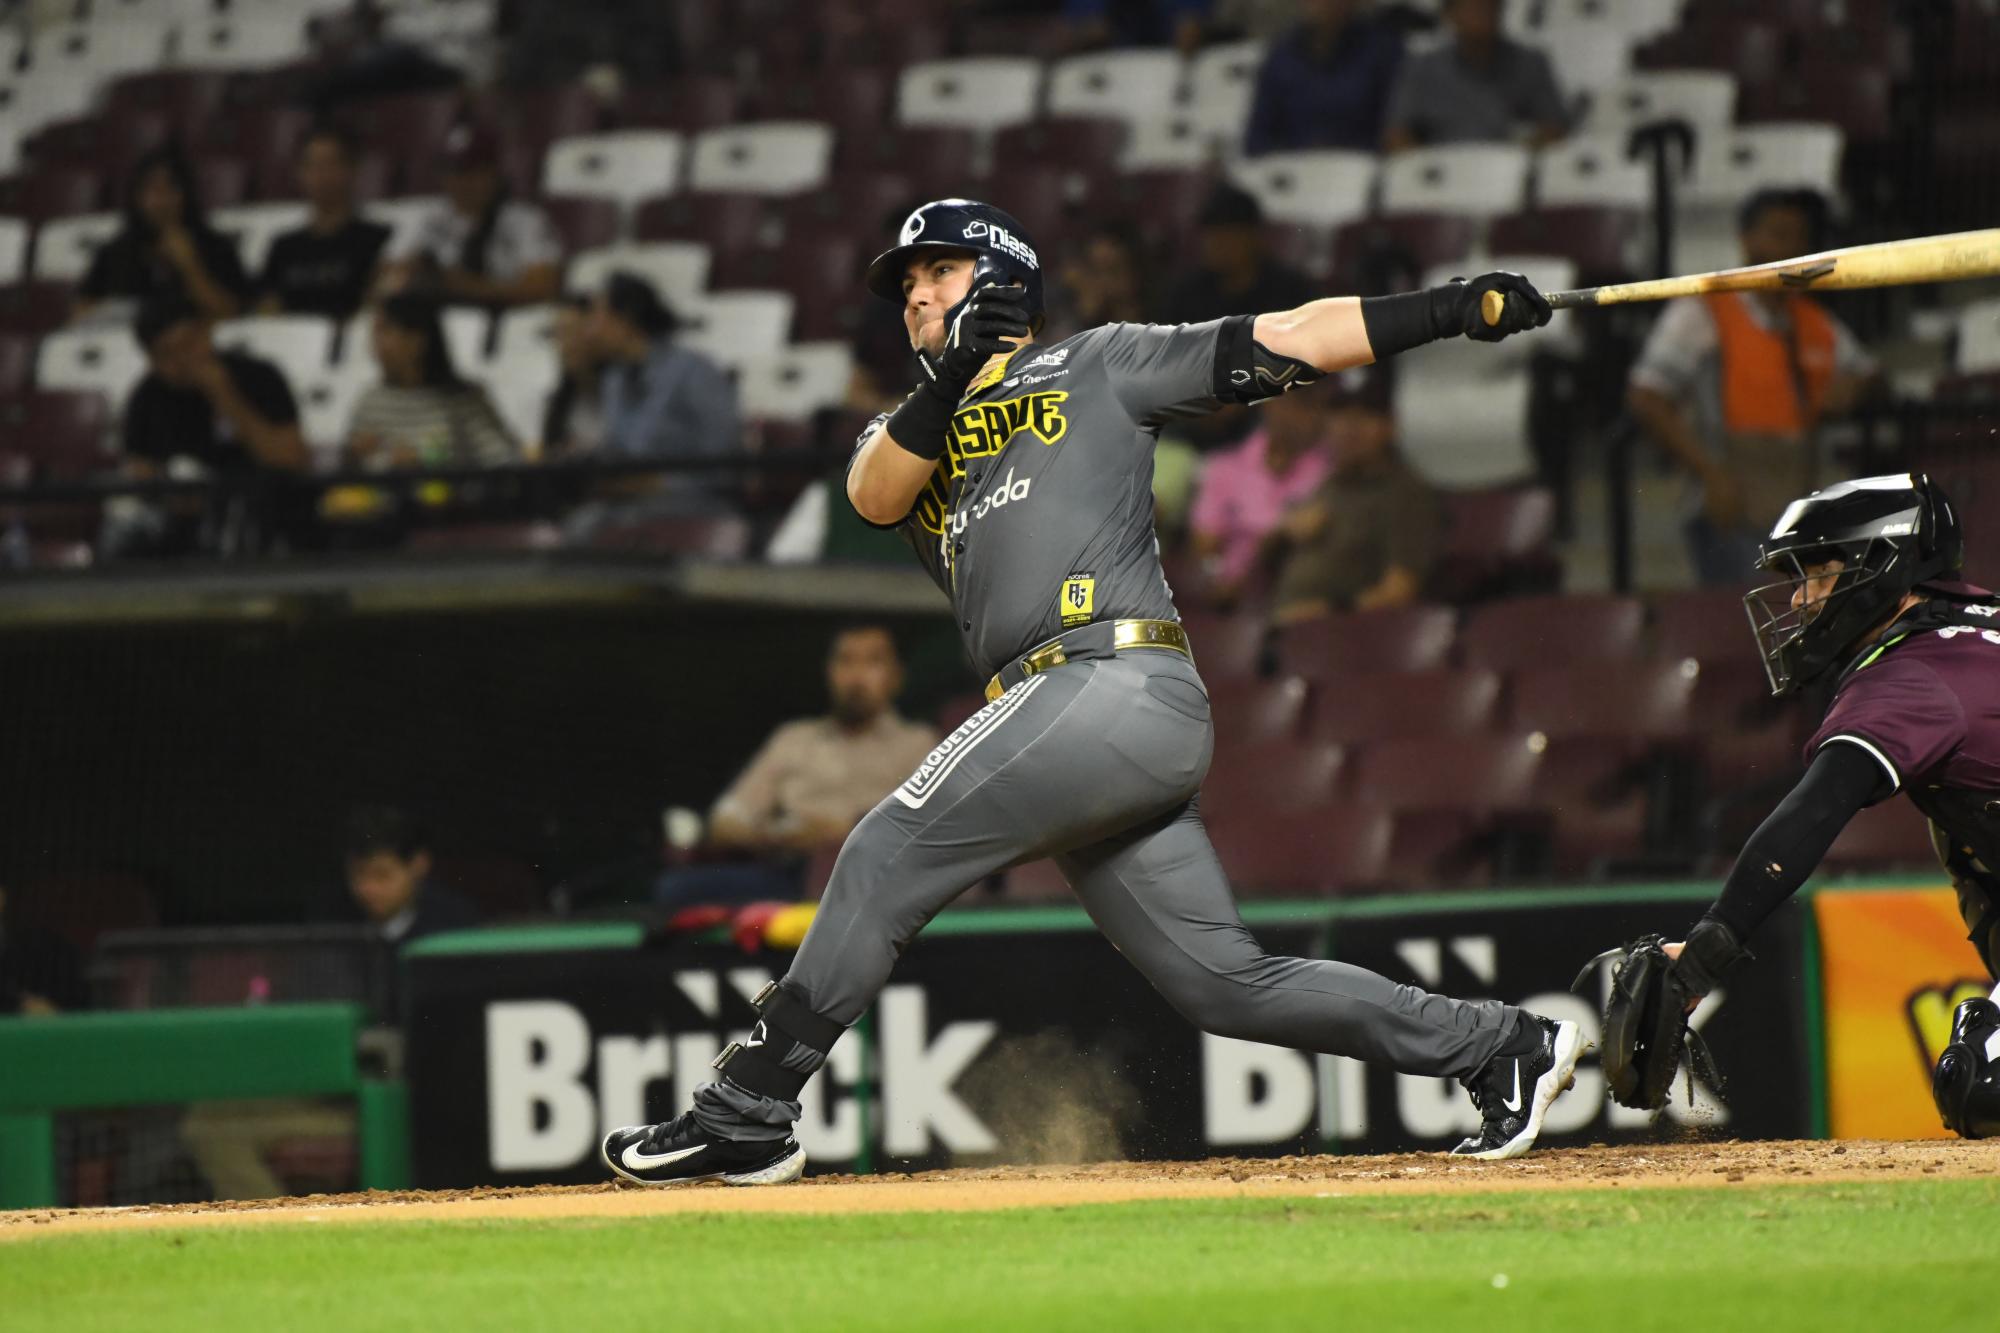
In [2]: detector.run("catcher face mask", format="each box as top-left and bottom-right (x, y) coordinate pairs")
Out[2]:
(1742, 547), (1891, 696)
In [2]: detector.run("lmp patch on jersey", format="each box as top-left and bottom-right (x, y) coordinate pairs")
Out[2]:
(894, 675), (1047, 809)
(1060, 573), (1095, 627)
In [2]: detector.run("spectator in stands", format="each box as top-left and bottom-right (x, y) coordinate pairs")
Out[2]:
(384, 123), (561, 309)
(1048, 220), (1150, 338)
(345, 292), (518, 469)
(1158, 185), (1316, 328)
(1270, 364), (1441, 622)
(1064, 0), (1214, 52)
(1244, 0), (1406, 155)
(104, 294), (309, 558)
(257, 124), (391, 320)
(655, 625), (939, 910)
(539, 295), (605, 456)
(340, 806), (483, 945)
(1626, 189), (1881, 586)
(0, 884), (87, 1015)
(77, 144), (253, 323)
(1381, 0), (1568, 151)
(1187, 385), (1337, 607)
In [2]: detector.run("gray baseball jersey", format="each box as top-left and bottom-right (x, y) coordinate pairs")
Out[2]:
(861, 321), (1232, 679)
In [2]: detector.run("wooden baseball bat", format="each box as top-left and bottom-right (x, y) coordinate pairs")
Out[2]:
(1480, 227), (2000, 326)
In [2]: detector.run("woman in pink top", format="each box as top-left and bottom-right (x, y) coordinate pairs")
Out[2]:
(1186, 386), (1335, 606)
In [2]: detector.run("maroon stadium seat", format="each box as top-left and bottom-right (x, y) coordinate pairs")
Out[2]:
(1509, 658), (1697, 741)
(493, 86), (603, 167)
(539, 197), (622, 253)
(0, 391), (112, 476)
(1653, 587), (1757, 664)
(587, 514), (754, 559)
(1909, 450), (2000, 585)
(1330, 213), (1478, 294)
(192, 154), (250, 209)
(1487, 206), (1642, 285)
(209, 104), (312, 200)
(751, 69), (896, 143)
(613, 77), (743, 133)
(779, 172), (926, 245)
(404, 522), (564, 553)
(1205, 674), (1310, 744)
(992, 119), (1129, 175)
(1459, 593), (1646, 672)
(1265, 225), (1331, 280)
(1822, 799), (1940, 872)
(1348, 733), (1542, 813)
(634, 192), (774, 259)
(1383, 808), (1490, 888)
(836, 127), (984, 196)
(1740, 64), (1894, 145)
(0, 333), (32, 394)
(0, 167), (104, 222)
(1310, 667), (1502, 745)
(1278, 604), (1458, 678)
(1430, 486), (1559, 601)
(1208, 803), (1393, 897)
(0, 283), (74, 335)
(106, 71), (231, 138)
(1701, 721), (1805, 797)
(1095, 171), (1216, 254)
(1201, 738), (1345, 822)
(712, 234), (863, 316)
(1178, 610), (1270, 681)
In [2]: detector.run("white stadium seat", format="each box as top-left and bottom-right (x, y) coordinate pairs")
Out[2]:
(1507, 0), (1682, 43)
(1, 69), (97, 139)
(688, 122), (835, 197)
(176, 13), (313, 71)
(1381, 144), (1530, 218)
(32, 213), (122, 283)
(1534, 135), (1651, 209)
(1227, 150), (1377, 228)
(1685, 122), (1845, 207)
(676, 290), (795, 372)
(897, 58), (1042, 131)
(494, 304), (563, 365)
(442, 307), (493, 370)
(213, 202), (310, 274)
(1394, 346), (1538, 490)
(1188, 39), (1264, 144)
(543, 131), (683, 212)
(212, 315), (339, 387)
(0, 119), (18, 176)
(481, 352), (558, 447)
(1045, 49), (1183, 125)
(0, 217), (27, 286)
(292, 359), (373, 453)
(738, 342), (855, 422)
(364, 197), (443, 259)
(37, 327), (149, 408)
(1584, 70), (1736, 145)
(30, 20), (172, 92)
(1955, 299), (2000, 375)
(566, 242), (710, 310)
(1532, 27), (1634, 102)
(1121, 115), (1218, 171)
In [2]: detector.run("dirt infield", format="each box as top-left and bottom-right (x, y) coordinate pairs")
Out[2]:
(5, 1139), (1995, 1238)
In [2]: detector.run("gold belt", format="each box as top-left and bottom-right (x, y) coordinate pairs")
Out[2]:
(984, 619), (1191, 702)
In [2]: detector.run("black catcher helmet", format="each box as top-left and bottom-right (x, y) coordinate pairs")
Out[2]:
(863, 198), (1045, 333)
(1744, 472), (1963, 696)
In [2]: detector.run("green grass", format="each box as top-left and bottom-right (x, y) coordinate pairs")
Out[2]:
(5, 1180), (1993, 1333)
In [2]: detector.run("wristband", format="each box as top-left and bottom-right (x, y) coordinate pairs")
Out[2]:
(882, 383), (955, 461)
(1359, 285), (1462, 359)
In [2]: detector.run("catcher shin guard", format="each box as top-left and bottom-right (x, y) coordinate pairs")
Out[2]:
(712, 980), (844, 1102)
(1933, 997), (2000, 1139)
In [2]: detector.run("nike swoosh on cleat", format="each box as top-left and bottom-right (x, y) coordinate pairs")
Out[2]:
(1499, 1061), (1524, 1114)
(621, 1142), (706, 1171)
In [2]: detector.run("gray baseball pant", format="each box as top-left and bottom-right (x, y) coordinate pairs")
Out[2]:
(696, 650), (1523, 1139)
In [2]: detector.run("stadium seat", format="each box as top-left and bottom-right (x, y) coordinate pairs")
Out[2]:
(441, 306), (495, 371)
(1310, 667), (1502, 745)
(1200, 738), (1346, 822)
(28, 213), (120, 284)
(1530, 26), (1635, 102)
(1460, 593), (1646, 671)
(1206, 674), (1310, 744)
(29, 19), (172, 95)
(406, 523), (565, 556)
(0, 282), (74, 335)
(1207, 803), (1393, 897)
(737, 342), (855, 422)
(688, 122), (836, 197)
(1652, 587), (1756, 664)
(0, 217), (25, 286)
(1533, 735), (1651, 875)
(1187, 38), (1264, 145)
(1348, 733), (1543, 813)
(566, 241), (710, 310)
(749, 68), (895, 145)
(677, 290), (796, 371)
(291, 360), (371, 452)
(105, 69), (230, 138)
(1955, 299), (2000, 375)
(176, 12), (313, 71)
(612, 76), (743, 134)
(486, 304), (559, 367)
(1392, 344), (1537, 489)
(533, 197), (619, 255)
(1380, 144), (1530, 218)
(1739, 64), (1893, 146)
(833, 126), (983, 195)
(543, 131), (684, 213)
(587, 513), (754, 559)
(1488, 205), (1641, 284)
(896, 58), (1043, 131)
(1, 69), (97, 142)
(0, 333), (31, 394)
(0, 166), (103, 223)
(1329, 213), (1477, 294)
(1119, 114), (1218, 172)
(1428, 486), (1559, 600)
(1278, 604), (1458, 678)
(1822, 799), (1939, 872)
(0, 390), (112, 476)
(484, 352), (559, 447)
(1176, 611), (1270, 682)
(1095, 171), (1215, 246)
(1533, 135), (1651, 210)
(1510, 658), (1698, 741)
(1583, 70), (1736, 143)
(994, 119), (1130, 175)
(364, 196), (443, 259)
(1045, 48), (1183, 127)
(212, 315), (338, 389)
(1228, 150), (1377, 228)
(632, 192), (774, 261)
(36, 326), (147, 407)
(1684, 122), (1844, 208)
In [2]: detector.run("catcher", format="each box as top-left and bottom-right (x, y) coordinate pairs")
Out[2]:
(1589, 473), (2000, 1137)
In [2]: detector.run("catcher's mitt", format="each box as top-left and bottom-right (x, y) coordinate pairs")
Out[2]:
(1575, 922), (1743, 1112)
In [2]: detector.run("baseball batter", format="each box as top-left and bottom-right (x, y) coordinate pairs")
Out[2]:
(603, 199), (1582, 1186)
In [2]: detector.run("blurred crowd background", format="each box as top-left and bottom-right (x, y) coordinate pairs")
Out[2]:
(4, 0), (2000, 1199)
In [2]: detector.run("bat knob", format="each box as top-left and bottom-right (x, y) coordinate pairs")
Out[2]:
(1480, 289), (1506, 327)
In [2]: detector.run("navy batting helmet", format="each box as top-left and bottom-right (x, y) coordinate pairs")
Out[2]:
(863, 198), (1045, 332)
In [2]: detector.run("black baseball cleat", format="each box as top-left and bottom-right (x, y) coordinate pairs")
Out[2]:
(601, 1113), (806, 1187)
(1450, 1015), (1585, 1161)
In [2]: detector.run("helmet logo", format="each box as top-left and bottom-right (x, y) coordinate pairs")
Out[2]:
(900, 210), (928, 244)
(962, 220), (990, 239)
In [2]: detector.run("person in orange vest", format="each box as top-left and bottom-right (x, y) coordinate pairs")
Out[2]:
(1627, 189), (1882, 586)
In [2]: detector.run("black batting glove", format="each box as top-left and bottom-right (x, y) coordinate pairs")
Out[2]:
(919, 284), (1034, 395)
(1431, 272), (1554, 343)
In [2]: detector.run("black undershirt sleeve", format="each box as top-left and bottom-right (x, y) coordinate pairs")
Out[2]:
(1704, 741), (1893, 940)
